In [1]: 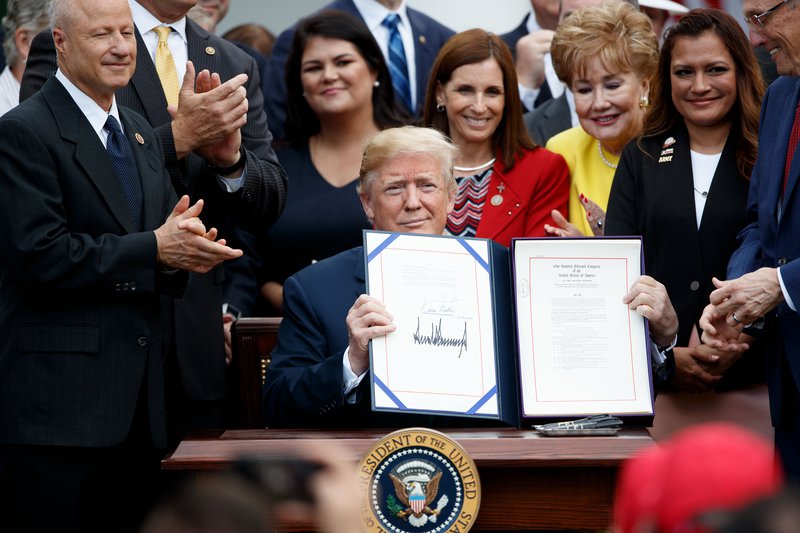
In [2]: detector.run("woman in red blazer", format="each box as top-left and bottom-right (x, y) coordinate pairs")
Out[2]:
(421, 29), (569, 247)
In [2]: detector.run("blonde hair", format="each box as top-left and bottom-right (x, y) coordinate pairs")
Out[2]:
(357, 126), (458, 198)
(551, 0), (658, 88)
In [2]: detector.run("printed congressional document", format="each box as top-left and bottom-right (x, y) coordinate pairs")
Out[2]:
(513, 237), (653, 418)
(364, 231), (518, 424)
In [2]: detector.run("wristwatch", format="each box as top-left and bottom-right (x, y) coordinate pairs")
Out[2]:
(208, 147), (246, 175)
(222, 303), (242, 320)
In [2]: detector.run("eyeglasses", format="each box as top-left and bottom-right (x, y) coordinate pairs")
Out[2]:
(744, 0), (792, 28)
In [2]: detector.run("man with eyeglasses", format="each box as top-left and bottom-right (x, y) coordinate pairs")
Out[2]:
(700, 0), (800, 482)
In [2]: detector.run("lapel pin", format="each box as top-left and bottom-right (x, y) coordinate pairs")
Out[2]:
(135, 133), (145, 145)
(663, 136), (676, 148)
(205, 46), (216, 56)
(419, 35), (427, 45)
(491, 194), (503, 206)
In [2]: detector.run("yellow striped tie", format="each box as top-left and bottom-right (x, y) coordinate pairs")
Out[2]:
(154, 26), (179, 106)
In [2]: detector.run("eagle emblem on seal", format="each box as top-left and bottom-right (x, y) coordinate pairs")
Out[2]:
(387, 460), (450, 527)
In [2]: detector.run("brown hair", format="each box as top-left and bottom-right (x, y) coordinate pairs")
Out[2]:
(222, 23), (276, 57)
(644, 8), (763, 179)
(551, 0), (658, 89)
(421, 29), (533, 171)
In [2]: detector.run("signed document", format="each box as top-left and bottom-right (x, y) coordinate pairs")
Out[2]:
(513, 238), (653, 418)
(365, 231), (515, 421)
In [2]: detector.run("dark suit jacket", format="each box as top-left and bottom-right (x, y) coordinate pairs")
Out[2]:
(605, 125), (762, 390)
(499, 14), (552, 109)
(263, 247), (501, 429)
(728, 77), (800, 426)
(20, 22), (288, 403)
(0, 78), (184, 448)
(262, 0), (454, 139)
(523, 92), (571, 146)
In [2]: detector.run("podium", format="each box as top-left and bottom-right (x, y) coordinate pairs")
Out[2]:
(163, 427), (654, 530)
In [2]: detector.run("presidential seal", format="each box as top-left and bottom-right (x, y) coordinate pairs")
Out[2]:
(358, 428), (480, 533)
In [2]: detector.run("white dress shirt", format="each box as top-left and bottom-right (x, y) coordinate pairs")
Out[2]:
(55, 69), (123, 148)
(353, 0), (418, 110)
(0, 66), (20, 117)
(518, 9), (565, 110)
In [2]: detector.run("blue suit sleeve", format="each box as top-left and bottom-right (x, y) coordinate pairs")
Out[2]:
(262, 274), (347, 426)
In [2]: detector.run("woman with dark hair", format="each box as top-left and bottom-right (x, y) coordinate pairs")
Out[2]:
(605, 9), (766, 433)
(224, 10), (408, 315)
(421, 28), (568, 246)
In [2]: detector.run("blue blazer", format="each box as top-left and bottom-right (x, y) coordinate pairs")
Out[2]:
(262, 0), (454, 139)
(728, 76), (800, 425)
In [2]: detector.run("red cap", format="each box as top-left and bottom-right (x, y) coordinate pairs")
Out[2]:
(614, 423), (784, 533)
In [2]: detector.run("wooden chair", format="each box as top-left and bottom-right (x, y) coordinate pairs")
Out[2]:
(225, 317), (282, 428)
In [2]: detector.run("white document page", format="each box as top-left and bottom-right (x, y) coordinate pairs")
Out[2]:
(365, 232), (499, 416)
(514, 238), (652, 417)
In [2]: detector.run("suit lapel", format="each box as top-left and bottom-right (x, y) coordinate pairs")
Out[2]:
(354, 246), (366, 301)
(120, 110), (164, 231)
(407, 9), (435, 114)
(186, 20), (216, 78)
(698, 134), (748, 275)
(658, 130), (699, 241)
(781, 79), (800, 214)
(42, 80), (136, 233)
(126, 27), (172, 127)
(700, 134), (739, 231)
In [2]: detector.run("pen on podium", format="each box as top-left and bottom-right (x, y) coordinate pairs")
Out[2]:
(534, 414), (623, 431)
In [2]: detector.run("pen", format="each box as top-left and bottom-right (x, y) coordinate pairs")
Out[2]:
(534, 414), (623, 431)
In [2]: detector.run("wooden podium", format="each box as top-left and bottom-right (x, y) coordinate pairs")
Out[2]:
(163, 427), (654, 531)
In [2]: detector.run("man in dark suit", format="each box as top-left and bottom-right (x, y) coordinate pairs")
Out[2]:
(700, 0), (800, 482)
(500, 0), (559, 111)
(264, 127), (462, 428)
(262, 0), (454, 140)
(524, 91), (572, 146)
(20, 0), (288, 438)
(0, 0), (242, 530)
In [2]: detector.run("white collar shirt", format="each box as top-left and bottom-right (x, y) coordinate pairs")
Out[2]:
(352, 0), (417, 110)
(55, 69), (123, 148)
(130, 0), (189, 82)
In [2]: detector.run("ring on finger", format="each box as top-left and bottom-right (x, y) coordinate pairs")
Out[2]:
(731, 312), (742, 324)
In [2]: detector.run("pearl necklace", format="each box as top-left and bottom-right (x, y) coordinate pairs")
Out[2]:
(453, 158), (496, 173)
(597, 142), (618, 170)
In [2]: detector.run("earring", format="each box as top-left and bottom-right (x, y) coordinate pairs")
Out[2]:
(302, 92), (307, 98)
(373, 80), (380, 87)
(436, 103), (445, 113)
(639, 94), (649, 109)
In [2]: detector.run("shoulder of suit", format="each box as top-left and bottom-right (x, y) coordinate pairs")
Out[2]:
(498, 15), (528, 48)
(529, 95), (562, 121)
(185, 19), (253, 66)
(292, 246), (363, 283)
(405, 6), (455, 40)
